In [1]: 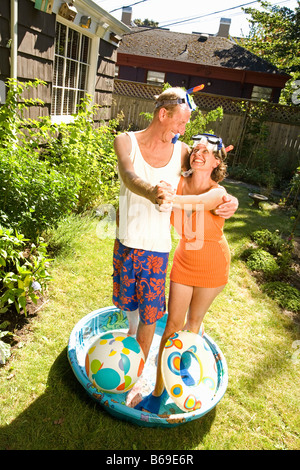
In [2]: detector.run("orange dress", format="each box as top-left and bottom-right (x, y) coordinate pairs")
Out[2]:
(170, 177), (230, 288)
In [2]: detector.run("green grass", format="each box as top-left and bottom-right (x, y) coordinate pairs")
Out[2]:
(0, 182), (299, 450)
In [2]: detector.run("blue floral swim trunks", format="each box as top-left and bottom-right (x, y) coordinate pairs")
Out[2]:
(112, 239), (169, 325)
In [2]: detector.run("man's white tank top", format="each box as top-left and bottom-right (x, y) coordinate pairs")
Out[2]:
(117, 132), (182, 253)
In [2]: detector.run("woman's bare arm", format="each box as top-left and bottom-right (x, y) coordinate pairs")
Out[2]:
(172, 187), (227, 211)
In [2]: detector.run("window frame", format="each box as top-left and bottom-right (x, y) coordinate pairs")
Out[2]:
(146, 70), (165, 85)
(51, 19), (98, 123)
(251, 85), (273, 102)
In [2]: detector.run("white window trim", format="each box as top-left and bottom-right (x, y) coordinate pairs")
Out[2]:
(51, 17), (99, 124)
(146, 70), (165, 85)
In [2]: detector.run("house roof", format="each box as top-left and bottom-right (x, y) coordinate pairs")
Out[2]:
(118, 27), (285, 76)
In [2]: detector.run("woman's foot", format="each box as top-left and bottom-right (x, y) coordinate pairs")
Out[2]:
(134, 389), (168, 414)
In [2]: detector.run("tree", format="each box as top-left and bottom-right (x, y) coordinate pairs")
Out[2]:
(241, 0), (300, 104)
(134, 18), (159, 27)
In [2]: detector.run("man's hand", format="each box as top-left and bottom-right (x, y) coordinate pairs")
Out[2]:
(154, 181), (175, 211)
(214, 193), (239, 219)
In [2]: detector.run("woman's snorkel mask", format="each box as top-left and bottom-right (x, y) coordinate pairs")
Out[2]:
(192, 133), (234, 153)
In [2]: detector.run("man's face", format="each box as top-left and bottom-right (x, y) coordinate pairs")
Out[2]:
(162, 106), (191, 142)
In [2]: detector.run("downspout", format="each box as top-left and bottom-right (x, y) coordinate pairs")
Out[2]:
(10, 0), (18, 79)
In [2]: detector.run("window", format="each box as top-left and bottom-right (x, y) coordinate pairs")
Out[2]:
(251, 86), (272, 101)
(147, 70), (165, 85)
(52, 22), (91, 117)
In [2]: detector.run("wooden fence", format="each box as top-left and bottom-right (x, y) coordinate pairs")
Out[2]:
(111, 79), (300, 170)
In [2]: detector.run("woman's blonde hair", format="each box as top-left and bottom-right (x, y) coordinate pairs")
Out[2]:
(211, 147), (227, 182)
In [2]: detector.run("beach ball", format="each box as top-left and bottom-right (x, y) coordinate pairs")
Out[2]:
(85, 331), (145, 394)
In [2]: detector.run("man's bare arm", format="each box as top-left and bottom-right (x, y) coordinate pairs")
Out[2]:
(114, 133), (175, 205)
(213, 194), (239, 219)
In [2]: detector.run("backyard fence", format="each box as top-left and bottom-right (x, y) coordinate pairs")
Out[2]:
(111, 79), (300, 172)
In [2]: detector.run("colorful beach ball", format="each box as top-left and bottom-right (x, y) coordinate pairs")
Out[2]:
(85, 331), (145, 394)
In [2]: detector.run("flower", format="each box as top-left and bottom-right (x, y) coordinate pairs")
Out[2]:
(143, 305), (158, 324)
(146, 255), (164, 274)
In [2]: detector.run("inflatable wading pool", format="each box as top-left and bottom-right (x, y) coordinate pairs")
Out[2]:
(67, 306), (228, 428)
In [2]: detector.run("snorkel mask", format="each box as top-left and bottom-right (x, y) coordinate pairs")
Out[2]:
(192, 133), (234, 153)
(192, 133), (223, 152)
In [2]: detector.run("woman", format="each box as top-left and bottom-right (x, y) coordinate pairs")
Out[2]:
(135, 133), (232, 414)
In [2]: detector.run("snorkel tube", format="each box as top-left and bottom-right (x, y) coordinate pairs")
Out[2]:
(172, 84), (205, 144)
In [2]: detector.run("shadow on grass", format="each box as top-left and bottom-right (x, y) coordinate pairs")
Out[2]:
(0, 348), (217, 450)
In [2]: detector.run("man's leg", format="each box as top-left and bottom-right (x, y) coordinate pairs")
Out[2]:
(126, 308), (139, 336)
(136, 320), (156, 360)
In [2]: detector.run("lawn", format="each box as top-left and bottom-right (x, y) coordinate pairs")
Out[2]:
(0, 181), (299, 450)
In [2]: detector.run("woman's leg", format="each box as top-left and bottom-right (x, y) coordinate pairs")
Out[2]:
(185, 285), (225, 334)
(153, 281), (193, 396)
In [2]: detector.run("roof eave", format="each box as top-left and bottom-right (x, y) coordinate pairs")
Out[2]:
(117, 52), (291, 87)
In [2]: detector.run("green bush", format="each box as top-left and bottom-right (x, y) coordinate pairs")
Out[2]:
(246, 248), (279, 277)
(251, 229), (293, 275)
(227, 164), (275, 188)
(262, 282), (300, 312)
(0, 226), (52, 316)
(42, 95), (120, 210)
(251, 229), (286, 255)
(0, 146), (79, 239)
(0, 80), (120, 239)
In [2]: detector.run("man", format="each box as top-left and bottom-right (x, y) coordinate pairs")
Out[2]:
(112, 87), (238, 361)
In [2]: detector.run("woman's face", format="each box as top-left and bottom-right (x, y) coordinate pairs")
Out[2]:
(190, 143), (220, 171)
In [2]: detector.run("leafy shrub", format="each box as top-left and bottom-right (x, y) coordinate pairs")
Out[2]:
(251, 229), (286, 255)
(250, 229), (293, 275)
(0, 226), (52, 316)
(262, 282), (300, 312)
(240, 246), (257, 260)
(0, 146), (79, 239)
(246, 249), (279, 277)
(227, 164), (275, 188)
(0, 80), (120, 239)
(43, 96), (120, 210)
(183, 107), (224, 146)
(0, 323), (13, 365)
